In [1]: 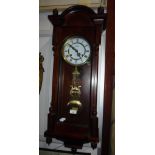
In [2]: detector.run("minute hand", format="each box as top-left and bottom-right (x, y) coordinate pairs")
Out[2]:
(67, 43), (79, 53)
(67, 44), (82, 59)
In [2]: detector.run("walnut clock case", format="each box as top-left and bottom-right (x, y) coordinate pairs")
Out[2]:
(44, 5), (106, 151)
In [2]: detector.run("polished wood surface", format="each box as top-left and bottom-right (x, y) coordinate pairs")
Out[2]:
(44, 5), (106, 150)
(101, 0), (115, 154)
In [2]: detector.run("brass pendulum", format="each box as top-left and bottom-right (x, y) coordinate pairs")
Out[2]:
(67, 66), (82, 113)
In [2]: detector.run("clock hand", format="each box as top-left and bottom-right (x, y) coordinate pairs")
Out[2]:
(67, 43), (79, 53)
(67, 43), (83, 60)
(77, 53), (82, 60)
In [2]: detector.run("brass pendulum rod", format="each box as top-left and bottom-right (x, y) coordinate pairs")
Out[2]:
(67, 66), (82, 109)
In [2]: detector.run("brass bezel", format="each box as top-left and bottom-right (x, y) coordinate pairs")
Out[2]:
(61, 36), (91, 66)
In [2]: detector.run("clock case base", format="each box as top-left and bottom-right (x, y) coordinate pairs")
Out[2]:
(44, 112), (99, 150)
(44, 5), (106, 151)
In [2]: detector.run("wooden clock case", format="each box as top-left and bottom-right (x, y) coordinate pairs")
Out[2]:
(44, 5), (106, 151)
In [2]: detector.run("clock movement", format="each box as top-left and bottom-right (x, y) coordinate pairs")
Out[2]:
(44, 5), (106, 151)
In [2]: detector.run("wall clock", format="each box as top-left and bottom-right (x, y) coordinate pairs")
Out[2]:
(44, 5), (106, 152)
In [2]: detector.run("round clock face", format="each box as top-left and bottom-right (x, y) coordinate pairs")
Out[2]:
(62, 36), (91, 66)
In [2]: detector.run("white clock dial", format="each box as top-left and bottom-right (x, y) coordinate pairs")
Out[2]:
(62, 36), (91, 66)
